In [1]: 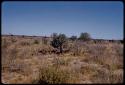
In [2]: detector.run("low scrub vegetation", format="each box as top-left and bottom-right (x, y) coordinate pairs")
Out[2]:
(2, 34), (123, 84)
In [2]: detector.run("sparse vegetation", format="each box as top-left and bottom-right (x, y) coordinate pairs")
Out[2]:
(2, 34), (123, 84)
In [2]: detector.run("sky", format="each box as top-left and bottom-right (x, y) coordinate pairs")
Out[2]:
(2, 1), (123, 39)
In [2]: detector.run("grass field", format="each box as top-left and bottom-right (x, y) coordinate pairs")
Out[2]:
(1, 35), (123, 84)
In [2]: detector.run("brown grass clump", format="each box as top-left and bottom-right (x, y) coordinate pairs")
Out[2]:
(32, 66), (70, 84)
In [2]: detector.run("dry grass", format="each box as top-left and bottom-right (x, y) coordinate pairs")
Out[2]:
(32, 65), (70, 84)
(1, 35), (123, 84)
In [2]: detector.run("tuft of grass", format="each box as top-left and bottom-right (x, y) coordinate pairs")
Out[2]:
(20, 41), (30, 46)
(110, 69), (123, 83)
(42, 38), (48, 45)
(11, 38), (17, 43)
(52, 57), (68, 67)
(33, 40), (39, 44)
(2, 45), (19, 72)
(91, 69), (123, 84)
(33, 66), (70, 84)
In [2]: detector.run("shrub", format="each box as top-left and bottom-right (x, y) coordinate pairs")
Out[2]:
(34, 40), (39, 44)
(79, 32), (91, 41)
(22, 35), (25, 38)
(52, 57), (68, 67)
(51, 33), (58, 39)
(72, 44), (80, 56)
(110, 70), (123, 83)
(20, 41), (30, 46)
(11, 38), (16, 43)
(42, 37), (48, 45)
(70, 36), (77, 41)
(2, 39), (10, 70)
(51, 33), (67, 53)
(2, 38), (9, 49)
(34, 66), (70, 84)
(2, 45), (18, 72)
(70, 41), (85, 56)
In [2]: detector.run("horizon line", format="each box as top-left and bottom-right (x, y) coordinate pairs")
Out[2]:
(2, 34), (123, 40)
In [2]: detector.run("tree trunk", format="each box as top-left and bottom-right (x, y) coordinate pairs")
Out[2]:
(60, 45), (62, 53)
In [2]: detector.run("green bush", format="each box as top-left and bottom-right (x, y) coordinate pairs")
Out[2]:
(51, 33), (67, 53)
(79, 32), (91, 41)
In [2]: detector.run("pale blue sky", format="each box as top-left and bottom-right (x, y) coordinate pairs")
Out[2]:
(2, 1), (123, 39)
